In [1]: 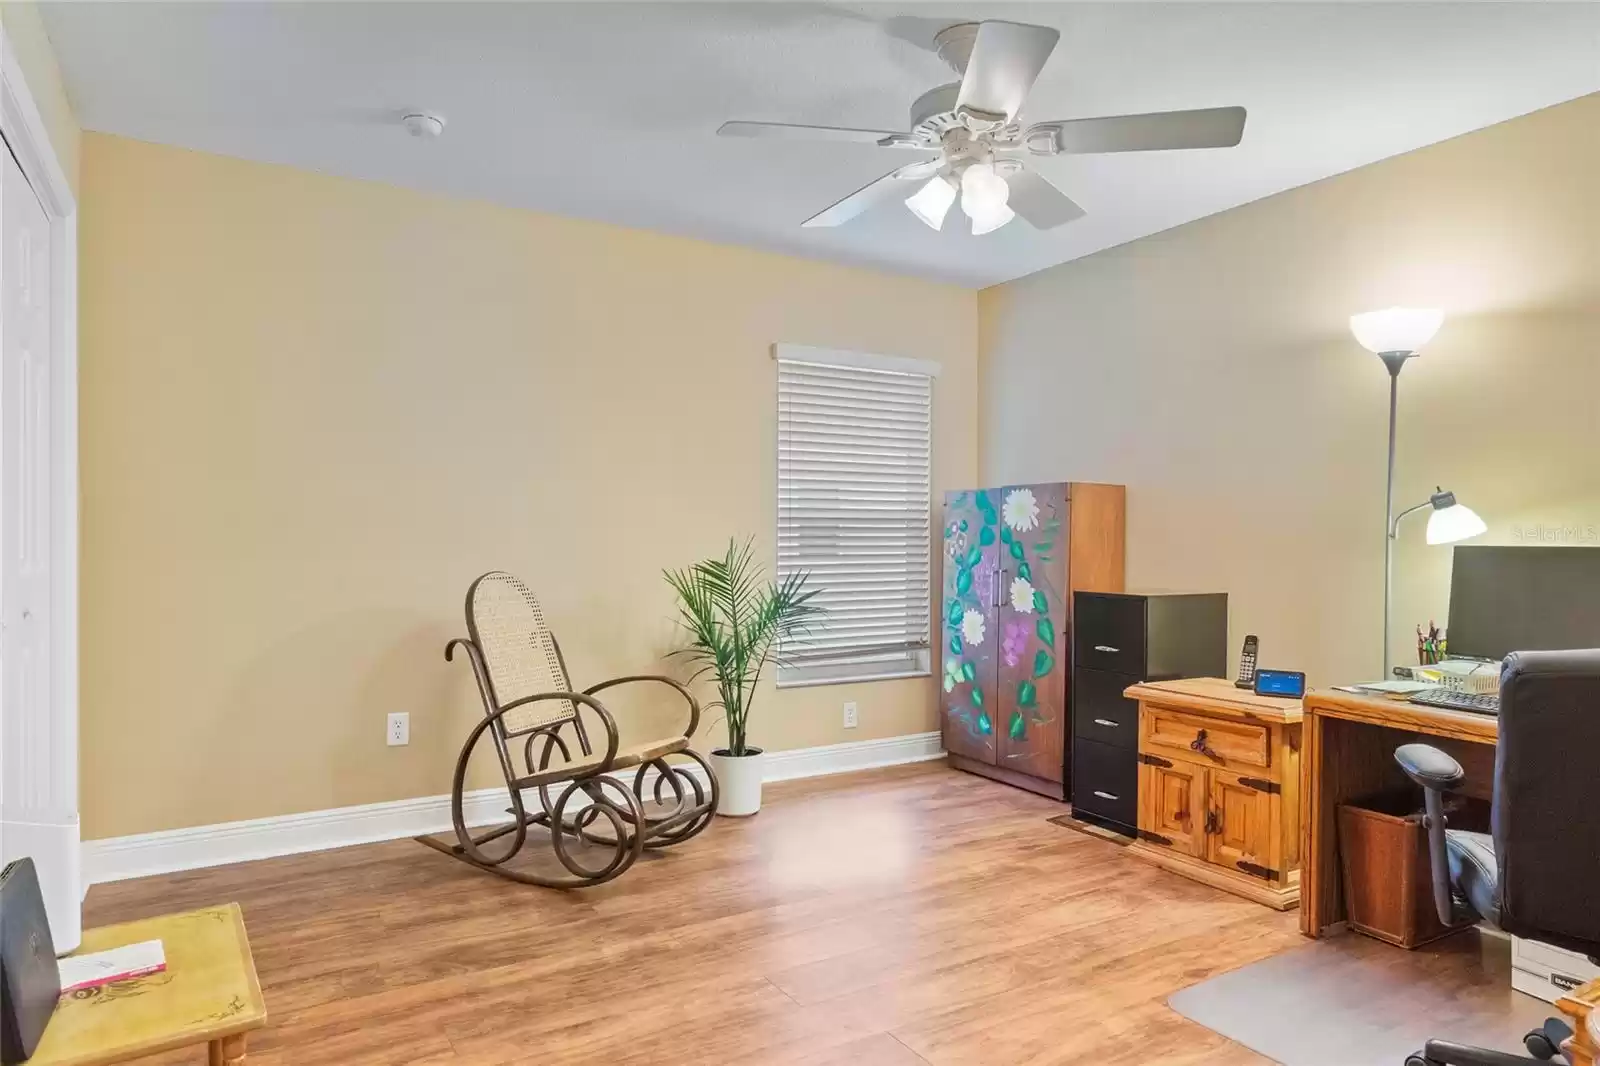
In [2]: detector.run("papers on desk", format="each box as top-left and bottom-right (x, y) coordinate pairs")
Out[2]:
(57, 940), (166, 994)
(1334, 680), (1435, 696)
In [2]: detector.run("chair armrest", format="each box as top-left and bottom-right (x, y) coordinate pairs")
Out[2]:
(1394, 742), (1466, 927)
(583, 675), (702, 740)
(1395, 742), (1465, 793)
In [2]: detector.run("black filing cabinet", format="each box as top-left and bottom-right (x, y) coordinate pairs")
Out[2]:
(1070, 591), (1228, 836)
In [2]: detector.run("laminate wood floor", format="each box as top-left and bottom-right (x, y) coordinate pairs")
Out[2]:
(85, 763), (1306, 1065)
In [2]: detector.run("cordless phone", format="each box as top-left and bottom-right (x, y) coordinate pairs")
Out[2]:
(1235, 635), (1259, 689)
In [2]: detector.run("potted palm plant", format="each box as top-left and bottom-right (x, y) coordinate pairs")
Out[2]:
(664, 538), (821, 816)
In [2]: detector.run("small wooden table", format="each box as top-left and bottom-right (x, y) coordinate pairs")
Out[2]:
(29, 904), (267, 1065)
(1124, 677), (1304, 910)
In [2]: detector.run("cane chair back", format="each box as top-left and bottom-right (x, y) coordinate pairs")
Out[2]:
(467, 572), (576, 736)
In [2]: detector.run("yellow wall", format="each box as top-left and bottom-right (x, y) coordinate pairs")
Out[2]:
(79, 133), (978, 838)
(0, 1), (79, 193)
(980, 93), (1600, 686)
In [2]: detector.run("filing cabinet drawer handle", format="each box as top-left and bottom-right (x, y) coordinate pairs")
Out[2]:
(1092, 790), (1120, 802)
(1092, 718), (1119, 728)
(1093, 644), (1120, 653)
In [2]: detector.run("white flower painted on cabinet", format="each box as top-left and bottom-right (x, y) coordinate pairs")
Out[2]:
(961, 608), (987, 647)
(1002, 488), (1040, 533)
(1010, 577), (1036, 614)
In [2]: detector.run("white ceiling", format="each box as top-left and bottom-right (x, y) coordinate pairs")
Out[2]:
(41, 2), (1600, 288)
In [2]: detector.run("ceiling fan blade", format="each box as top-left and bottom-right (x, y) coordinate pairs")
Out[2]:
(1005, 170), (1086, 230)
(718, 121), (911, 147)
(955, 21), (1060, 121)
(1025, 106), (1247, 155)
(802, 168), (920, 228)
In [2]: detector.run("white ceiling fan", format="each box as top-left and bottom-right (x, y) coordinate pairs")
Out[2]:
(718, 20), (1247, 236)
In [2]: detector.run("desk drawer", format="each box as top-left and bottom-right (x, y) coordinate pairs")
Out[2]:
(1142, 706), (1272, 771)
(1073, 668), (1139, 750)
(1072, 737), (1137, 828)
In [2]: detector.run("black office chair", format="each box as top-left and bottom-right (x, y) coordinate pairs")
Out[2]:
(1395, 649), (1600, 1066)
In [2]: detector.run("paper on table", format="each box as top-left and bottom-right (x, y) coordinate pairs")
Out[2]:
(57, 939), (167, 993)
(1335, 680), (1434, 695)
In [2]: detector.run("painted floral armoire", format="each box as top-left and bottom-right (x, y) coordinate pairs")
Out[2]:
(940, 483), (1125, 800)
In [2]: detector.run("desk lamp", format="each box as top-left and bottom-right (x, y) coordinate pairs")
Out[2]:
(1350, 308), (1487, 677)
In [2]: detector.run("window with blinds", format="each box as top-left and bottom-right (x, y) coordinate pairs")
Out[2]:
(775, 346), (934, 686)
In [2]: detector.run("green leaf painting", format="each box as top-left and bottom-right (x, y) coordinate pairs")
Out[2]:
(1032, 589), (1048, 614)
(1017, 680), (1038, 708)
(1037, 618), (1055, 647)
(961, 661), (977, 682)
(950, 635), (962, 655)
(977, 711), (993, 735)
(1033, 649), (1054, 678)
(979, 525), (995, 546)
(975, 490), (992, 512)
(946, 599), (962, 628)
(1009, 540), (1025, 562)
(956, 568), (972, 595)
(1008, 711), (1026, 742)
(963, 545), (982, 569)
(1016, 561), (1032, 582)
(1000, 525), (1013, 545)
(971, 686), (984, 708)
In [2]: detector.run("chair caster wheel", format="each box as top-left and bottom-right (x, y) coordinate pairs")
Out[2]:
(1525, 1027), (1561, 1060)
(1405, 1054), (1436, 1066)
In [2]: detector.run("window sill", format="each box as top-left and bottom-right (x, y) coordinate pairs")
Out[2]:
(775, 669), (933, 691)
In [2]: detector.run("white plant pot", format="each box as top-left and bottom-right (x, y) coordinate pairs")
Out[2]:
(710, 748), (765, 817)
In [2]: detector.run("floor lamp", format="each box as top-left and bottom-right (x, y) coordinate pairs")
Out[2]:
(1350, 308), (1487, 677)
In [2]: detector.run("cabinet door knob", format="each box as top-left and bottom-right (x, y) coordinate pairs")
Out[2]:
(1094, 644), (1119, 654)
(1092, 790), (1119, 802)
(1092, 718), (1118, 728)
(1205, 809), (1220, 835)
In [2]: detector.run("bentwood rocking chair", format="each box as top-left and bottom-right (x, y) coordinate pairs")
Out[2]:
(417, 572), (719, 887)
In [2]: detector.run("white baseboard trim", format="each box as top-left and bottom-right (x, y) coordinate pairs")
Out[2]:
(81, 731), (943, 887)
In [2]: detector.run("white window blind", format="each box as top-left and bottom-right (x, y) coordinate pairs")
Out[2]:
(776, 348), (934, 686)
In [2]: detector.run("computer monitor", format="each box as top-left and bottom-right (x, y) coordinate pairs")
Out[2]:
(1447, 545), (1600, 661)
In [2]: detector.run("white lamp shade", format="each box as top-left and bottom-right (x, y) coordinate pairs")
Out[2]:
(1425, 503), (1487, 545)
(960, 164), (1009, 218)
(1350, 307), (1444, 355)
(969, 202), (1015, 236)
(905, 176), (956, 230)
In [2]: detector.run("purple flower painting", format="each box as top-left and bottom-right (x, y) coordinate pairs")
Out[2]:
(1002, 621), (1028, 668)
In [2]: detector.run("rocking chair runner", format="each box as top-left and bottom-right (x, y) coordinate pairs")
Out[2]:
(417, 572), (719, 887)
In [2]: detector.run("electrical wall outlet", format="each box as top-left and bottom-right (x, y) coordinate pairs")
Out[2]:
(387, 712), (410, 746)
(843, 701), (859, 729)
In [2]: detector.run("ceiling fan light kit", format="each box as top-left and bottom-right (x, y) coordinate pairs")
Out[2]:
(718, 19), (1248, 237)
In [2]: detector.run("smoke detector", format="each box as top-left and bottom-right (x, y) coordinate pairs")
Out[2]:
(401, 111), (445, 138)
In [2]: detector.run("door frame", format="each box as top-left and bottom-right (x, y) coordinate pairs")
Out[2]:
(0, 26), (80, 942)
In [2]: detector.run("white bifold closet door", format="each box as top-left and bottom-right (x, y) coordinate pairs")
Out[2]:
(0, 137), (77, 949)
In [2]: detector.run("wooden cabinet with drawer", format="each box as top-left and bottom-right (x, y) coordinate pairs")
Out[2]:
(1125, 677), (1303, 910)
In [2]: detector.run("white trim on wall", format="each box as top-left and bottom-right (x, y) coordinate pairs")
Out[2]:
(81, 731), (946, 887)
(772, 343), (943, 379)
(0, 25), (81, 950)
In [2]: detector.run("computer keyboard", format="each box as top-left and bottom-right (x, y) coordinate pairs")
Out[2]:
(1407, 687), (1500, 715)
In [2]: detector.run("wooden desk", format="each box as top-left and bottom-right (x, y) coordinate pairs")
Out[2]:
(1125, 677), (1303, 910)
(1300, 688), (1498, 938)
(1558, 977), (1600, 1066)
(29, 904), (266, 1065)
